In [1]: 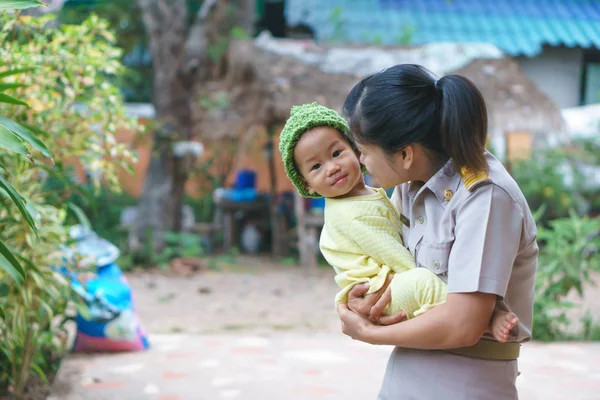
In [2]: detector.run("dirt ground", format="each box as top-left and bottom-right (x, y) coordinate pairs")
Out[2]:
(127, 256), (342, 335)
(126, 255), (600, 337)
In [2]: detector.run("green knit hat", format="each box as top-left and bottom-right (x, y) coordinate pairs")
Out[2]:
(279, 102), (363, 198)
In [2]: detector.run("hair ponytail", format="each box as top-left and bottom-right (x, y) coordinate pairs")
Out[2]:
(437, 75), (488, 172)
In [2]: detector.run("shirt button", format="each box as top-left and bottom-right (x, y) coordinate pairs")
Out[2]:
(417, 216), (424, 225)
(433, 261), (440, 270)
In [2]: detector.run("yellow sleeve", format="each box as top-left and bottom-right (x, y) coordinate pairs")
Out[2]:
(349, 215), (415, 272)
(330, 215), (416, 300)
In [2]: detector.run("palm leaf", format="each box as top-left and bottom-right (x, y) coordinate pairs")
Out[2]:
(0, 239), (25, 283)
(67, 202), (91, 229)
(0, 92), (29, 107)
(0, 124), (28, 155)
(0, 67), (36, 79)
(0, 82), (27, 91)
(0, 116), (51, 159)
(0, 174), (37, 233)
(0, 0), (45, 11)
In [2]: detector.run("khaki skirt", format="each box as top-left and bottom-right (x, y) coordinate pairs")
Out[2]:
(378, 347), (519, 400)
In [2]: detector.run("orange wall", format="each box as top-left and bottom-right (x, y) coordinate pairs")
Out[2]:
(112, 120), (295, 199)
(222, 127), (295, 195)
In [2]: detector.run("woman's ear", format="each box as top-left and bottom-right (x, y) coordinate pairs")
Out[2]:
(402, 145), (415, 170)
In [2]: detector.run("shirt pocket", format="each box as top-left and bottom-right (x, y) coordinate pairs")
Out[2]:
(416, 242), (452, 277)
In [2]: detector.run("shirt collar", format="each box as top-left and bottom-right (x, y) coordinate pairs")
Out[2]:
(408, 158), (461, 206)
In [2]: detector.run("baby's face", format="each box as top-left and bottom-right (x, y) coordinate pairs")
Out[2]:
(293, 126), (364, 198)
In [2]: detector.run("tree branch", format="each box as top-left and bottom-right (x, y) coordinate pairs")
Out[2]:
(181, 0), (221, 75)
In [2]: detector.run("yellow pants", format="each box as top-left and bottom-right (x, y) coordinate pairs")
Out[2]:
(385, 268), (448, 319)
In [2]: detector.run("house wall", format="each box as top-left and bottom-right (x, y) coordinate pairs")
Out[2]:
(105, 119), (295, 199)
(516, 46), (583, 109)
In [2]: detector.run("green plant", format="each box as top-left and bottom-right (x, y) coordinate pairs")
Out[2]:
(0, 9), (138, 397)
(155, 231), (205, 267)
(511, 148), (586, 226)
(57, 180), (137, 246)
(581, 311), (600, 341)
(0, 1), (64, 396)
(395, 25), (415, 45)
(60, 0), (153, 102)
(184, 194), (216, 224)
(567, 137), (600, 215)
(199, 91), (230, 110)
(206, 247), (239, 270)
(533, 211), (600, 341)
(207, 26), (252, 62)
(327, 6), (346, 43)
(0, 0), (43, 10)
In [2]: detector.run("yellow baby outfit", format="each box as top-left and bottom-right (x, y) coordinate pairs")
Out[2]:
(320, 187), (447, 318)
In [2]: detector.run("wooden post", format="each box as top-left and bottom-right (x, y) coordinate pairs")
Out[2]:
(223, 210), (234, 252)
(294, 190), (317, 267)
(265, 130), (282, 257)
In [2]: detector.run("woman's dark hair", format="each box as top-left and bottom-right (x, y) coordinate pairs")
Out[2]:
(343, 64), (488, 172)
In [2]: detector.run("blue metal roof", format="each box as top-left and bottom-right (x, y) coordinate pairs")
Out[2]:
(285, 0), (600, 57)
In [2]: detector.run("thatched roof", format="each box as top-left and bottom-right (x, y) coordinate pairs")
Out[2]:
(193, 33), (565, 141)
(193, 40), (357, 140)
(453, 58), (566, 136)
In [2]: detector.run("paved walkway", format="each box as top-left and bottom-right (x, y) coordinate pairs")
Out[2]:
(50, 334), (600, 400)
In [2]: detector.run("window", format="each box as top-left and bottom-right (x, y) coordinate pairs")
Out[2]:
(581, 50), (600, 106)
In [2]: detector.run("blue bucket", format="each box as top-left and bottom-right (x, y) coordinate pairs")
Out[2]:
(235, 169), (257, 190)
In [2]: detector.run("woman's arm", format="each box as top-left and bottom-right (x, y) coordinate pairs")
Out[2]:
(339, 291), (496, 349)
(341, 184), (523, 347)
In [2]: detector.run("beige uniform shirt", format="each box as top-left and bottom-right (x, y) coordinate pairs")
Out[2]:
(391, 151), (538, 342)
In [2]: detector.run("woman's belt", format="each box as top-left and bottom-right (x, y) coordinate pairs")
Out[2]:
(444, 339), (520, 360)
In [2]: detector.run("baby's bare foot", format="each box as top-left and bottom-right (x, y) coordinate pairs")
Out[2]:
(491, 311), (519, 343)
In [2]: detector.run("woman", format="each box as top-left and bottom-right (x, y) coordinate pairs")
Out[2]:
(337, 64), (538, 399)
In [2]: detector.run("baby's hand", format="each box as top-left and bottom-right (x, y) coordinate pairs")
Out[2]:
(347, 274), (406, 325)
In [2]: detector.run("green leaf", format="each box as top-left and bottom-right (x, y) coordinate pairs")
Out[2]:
(0, 92), (29, 107)
(31, 362), (48, 384)
(15, 253), (40, 273)
(0, 67), (36, 79)
(74, 302), (90, 320)
(0, 116), (52, 160)
(0, 124), (28, 155)
(67, 202), (91, 229)
(0, 0), (45, 11)
(0, 304), (4, 320)
(19, 122), (50, 139)
(0, 83), (27, 91)
(0, 239), (25, 283)
(0, 174), (37, 233)
(35, 162), (94, 205)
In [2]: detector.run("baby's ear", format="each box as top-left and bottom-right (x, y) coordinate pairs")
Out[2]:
(301, 176), (315, 195)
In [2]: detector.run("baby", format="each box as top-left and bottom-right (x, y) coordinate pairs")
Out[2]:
(279, 102), (518, 342)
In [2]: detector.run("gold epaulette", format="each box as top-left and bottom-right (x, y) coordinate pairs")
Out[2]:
(460, 167), (491, 192)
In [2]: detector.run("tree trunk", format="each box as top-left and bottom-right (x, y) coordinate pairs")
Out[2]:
(131, 0), (195, 252)
(131, 0), (256, 254)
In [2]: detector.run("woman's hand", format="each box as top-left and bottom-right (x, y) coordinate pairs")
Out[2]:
(347, 274), (407, 325)
(337, 303), (378, 343)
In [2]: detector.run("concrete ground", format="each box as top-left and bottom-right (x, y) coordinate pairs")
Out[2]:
(49, 260), (600, 399)
(50, 333), (600, 400)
